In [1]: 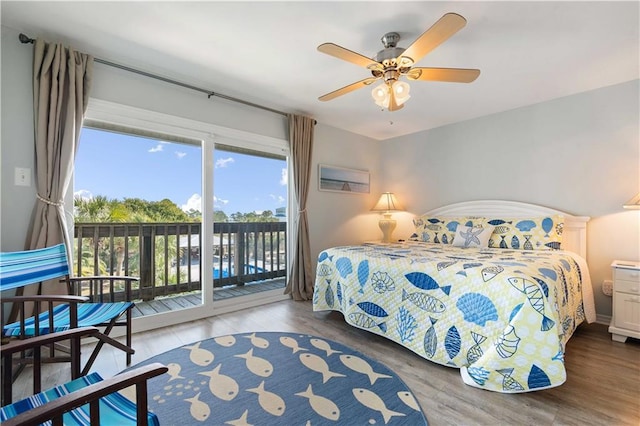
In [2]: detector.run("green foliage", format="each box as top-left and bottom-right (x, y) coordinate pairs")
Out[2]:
(213, 210), (228, 222)
(229, 210), (278, 223)
(74, 196), (279, 223)
(74, 196), (195, 223)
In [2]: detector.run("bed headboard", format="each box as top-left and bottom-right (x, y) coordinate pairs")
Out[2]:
(425, 200), (590, 258)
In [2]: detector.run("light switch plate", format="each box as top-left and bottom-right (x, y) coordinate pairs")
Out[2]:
(15, 167), (31, 187)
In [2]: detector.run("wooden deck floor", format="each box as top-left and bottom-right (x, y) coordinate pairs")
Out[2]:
(131, 278), (286, 318)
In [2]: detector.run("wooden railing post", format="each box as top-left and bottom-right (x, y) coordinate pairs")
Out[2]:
(140, 234), (153, 301)
(235, 228), (245, 285)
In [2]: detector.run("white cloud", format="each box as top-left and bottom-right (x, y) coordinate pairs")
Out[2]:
(181, 193), (202, 212)
(280, 168), (288, 185)
(182, 194), (231, 212)
(215, 157), (234, 168)
(149, 144), (164, 153)
(269, 194), (286, 204)
(214, 196), (229, 208)
(74, 189), (93, 200)
(175, 151), (187, 159)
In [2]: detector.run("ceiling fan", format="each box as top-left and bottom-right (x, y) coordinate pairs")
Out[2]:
(317, 12), (480, 111)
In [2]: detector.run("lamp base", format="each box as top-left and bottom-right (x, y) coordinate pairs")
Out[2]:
(378, 213), (397, 243)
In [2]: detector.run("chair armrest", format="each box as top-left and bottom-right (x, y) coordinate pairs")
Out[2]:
(67, 276), (139, 302)
(1, 363), (168, 426)
(1, 295), (89, 303)
(0, 327), (100, 356)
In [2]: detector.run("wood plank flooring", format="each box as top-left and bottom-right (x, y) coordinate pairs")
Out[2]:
(9, 300), (640, 425)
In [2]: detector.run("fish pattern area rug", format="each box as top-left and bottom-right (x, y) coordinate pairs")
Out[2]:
(123, 332), (428, 425)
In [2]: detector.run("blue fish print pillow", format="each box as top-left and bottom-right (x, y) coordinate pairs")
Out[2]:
(484, 215), (564, 250)
(408, 216), (486, 244)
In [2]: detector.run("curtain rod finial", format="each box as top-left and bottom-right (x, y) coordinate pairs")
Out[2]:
(19, 33), (35, 44)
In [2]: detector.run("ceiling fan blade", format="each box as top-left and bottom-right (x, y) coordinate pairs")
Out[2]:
(318, 43), (381, 70)
(318, 77), (379, 101)
(399, 13), (467, 66)
(407, 67), (480, 83)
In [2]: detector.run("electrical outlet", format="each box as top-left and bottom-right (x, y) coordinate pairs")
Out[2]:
(602, 279), (613, 296)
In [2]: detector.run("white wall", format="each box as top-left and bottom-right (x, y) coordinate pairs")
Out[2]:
(307, 124), (383, 262)
(1, 25), (37, 250)
(381, 79), (640, 319)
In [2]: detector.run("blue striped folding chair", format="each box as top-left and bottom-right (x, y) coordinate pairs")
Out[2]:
(0, 327), (167, 425)
(0, 243), (137, 379)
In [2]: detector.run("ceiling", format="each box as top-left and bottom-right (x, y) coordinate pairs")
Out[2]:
(2, 1), (638, 140)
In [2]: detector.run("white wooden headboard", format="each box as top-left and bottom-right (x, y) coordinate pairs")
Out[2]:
(425, 200), (590, 258)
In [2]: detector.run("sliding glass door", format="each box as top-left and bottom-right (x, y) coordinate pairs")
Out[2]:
(73, 99), (290, 332)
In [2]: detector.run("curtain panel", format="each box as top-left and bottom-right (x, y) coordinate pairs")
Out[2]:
(21, 38), (93, 304)
(284, 115), (315, 300)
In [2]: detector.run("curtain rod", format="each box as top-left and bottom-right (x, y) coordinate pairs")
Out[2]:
(19, 33), (289, 118)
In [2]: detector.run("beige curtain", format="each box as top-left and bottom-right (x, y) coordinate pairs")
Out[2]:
(284, 114), (315, 300)
(23, 38), (93, 299)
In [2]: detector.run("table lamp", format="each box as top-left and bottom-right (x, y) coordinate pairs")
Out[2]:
(371, 192), (404, 243)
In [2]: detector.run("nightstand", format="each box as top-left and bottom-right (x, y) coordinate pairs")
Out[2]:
(608, 260), (640, 343)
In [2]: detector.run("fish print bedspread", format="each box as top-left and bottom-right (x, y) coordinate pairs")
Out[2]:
(312, 241), (590, 393)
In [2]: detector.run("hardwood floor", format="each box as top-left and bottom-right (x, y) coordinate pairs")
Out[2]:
(10, 300), (640, 425)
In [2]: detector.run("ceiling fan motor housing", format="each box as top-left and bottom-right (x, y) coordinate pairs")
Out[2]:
(373, 33), (409, 83)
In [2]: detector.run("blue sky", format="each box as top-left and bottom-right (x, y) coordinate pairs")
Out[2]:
(74, 128), (287, 215)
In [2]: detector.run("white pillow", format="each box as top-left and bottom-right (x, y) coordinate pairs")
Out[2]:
(452, 225), (495, 248)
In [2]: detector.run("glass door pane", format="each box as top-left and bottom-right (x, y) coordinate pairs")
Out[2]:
(211, 146), (287, 301)
(74, 127), (203, 316)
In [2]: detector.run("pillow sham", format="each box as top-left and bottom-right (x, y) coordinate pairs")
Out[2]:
(452, 224), (495, 248)
(408, 216), (486, 244)
(484, 215), (564, 250)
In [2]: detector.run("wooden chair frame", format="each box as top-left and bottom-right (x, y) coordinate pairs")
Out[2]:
(0, 327), (167, 425)
(1, 245), (137, 379)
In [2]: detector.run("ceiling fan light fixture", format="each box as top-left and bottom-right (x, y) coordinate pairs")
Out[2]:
(393, 81), (411, 105)
(372, 83), (390, 108)
(371, 81), (411, 110)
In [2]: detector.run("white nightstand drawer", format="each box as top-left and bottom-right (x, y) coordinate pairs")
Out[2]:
(615, 279), (640, 294)
(615, 267), (640, 283)
(614, 295), (640, 332)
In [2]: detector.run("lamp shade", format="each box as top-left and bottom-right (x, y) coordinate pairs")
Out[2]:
(393, 81), (411, 105)
(623, 193), (640, 209)
(371, 192), (404, 212)
(371, 83), (390, 108)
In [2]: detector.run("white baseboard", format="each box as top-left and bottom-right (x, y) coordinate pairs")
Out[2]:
(595, 313), (611, 325)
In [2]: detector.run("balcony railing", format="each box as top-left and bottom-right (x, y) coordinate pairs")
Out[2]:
(73, 222), (287, 302)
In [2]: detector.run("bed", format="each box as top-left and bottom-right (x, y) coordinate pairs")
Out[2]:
(312, 200), (596, 393)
